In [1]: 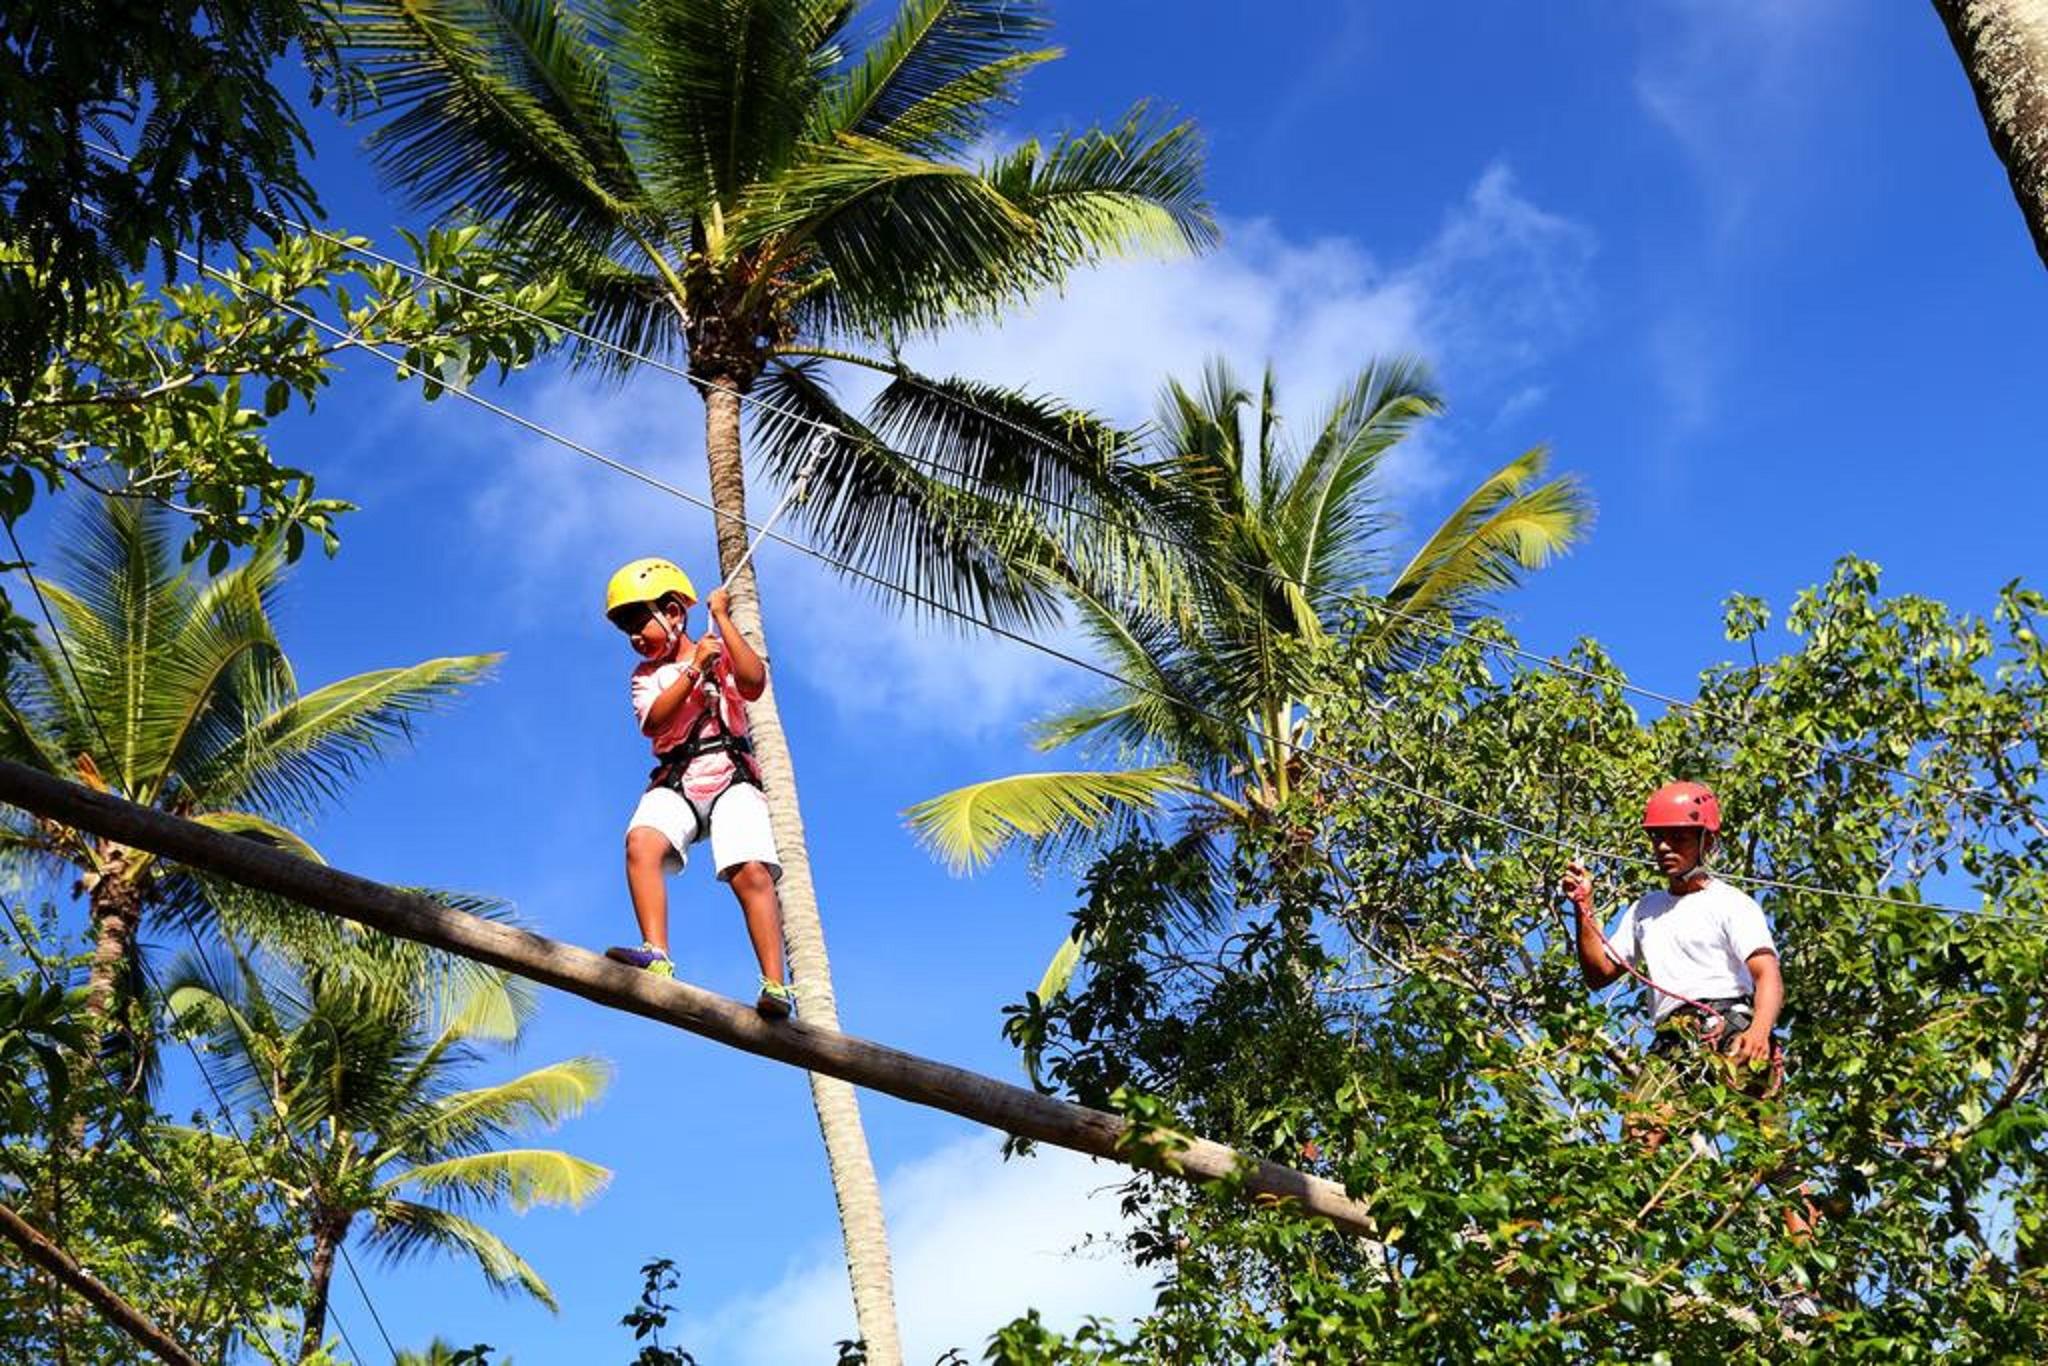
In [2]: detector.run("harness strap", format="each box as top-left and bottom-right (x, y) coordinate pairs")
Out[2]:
(1654, 994), (1788, 1098)
(650, 668), (762, 792)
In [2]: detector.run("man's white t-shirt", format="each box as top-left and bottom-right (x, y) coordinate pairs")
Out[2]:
(1607, 878), (1777, 1023)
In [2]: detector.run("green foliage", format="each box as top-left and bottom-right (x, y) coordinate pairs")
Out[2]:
(985, 560), (2048, 1360)
(0, 917), (306, 1364)
(0, 971), (83, 1130)
(3, 227), (578, 567)
(907, 359), (1591, 1003)
(622, 1257), (697, 1366)
(0, 0), (336, 393)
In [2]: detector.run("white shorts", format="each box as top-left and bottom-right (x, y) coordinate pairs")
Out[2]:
(627, 781), (783, 881)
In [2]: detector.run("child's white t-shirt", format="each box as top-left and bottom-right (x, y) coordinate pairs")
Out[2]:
(1606, 878), (1777, 1023)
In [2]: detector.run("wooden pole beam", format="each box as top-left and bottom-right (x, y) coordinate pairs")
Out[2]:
(0, 1198), (202, 1366)
(0, 759), (1379, 1239)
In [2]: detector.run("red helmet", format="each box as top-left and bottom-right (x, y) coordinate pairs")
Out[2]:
(1642, 781), (1721, 833)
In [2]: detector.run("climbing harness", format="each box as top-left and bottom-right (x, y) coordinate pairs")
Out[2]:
(627, 436), (830, 810)
(649, 667), (762, 801)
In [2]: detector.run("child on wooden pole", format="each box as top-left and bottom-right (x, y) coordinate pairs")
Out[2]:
(602, 557), (794, 1019)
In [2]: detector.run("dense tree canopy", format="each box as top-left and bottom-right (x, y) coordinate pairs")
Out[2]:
(990, 559), (2048, 1361)
(0, 0), (337, 402)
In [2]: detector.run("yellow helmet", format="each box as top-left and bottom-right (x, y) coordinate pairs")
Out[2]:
(604, 558), (697, 620)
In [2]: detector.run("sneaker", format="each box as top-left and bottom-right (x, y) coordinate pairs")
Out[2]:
(605, 943), (675, 978)
(755, 977), (796, 1020)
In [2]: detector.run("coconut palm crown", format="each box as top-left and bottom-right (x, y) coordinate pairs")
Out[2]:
(166, 952), (610, 1361)
(0, 496), (496, 1050)
(340, 0), (1213, 625)
(905, 358), (1593, 994)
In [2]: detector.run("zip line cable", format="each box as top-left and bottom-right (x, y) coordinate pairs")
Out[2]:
(4, 519), (391, 1362)
(71, 137), (2030, 822)
(116, 222), (2046, 931)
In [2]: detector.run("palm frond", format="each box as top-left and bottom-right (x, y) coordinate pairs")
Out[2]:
(751, 357), (1066, 627)
(736, 132), (1037, 333)
(1040, 577), (1234, 766)
(187, 810), (324, 864)
(983, 103), (1216, 289)
(339, 0), (644, 250)
(903, 764), (1194, 872)
(1032, 929), (1084, 1009)
(818, 0), (1055, 157)
(398, 1057), (613, 1156)
(1276, 356), (1440, 609)
(0, 674), (71, 777)
(553, 258), (683, 380)
(43, 498), (194, 793)
(195, 654), (499, 821)
(388, 1147), (611, 1211)
(141, 554), (295, 807)
(1387, 445), (1593, 623)
(366, 1200), (558, 1308)
(627, 0), (837, 212)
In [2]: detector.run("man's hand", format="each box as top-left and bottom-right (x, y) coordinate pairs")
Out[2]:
(689, 635), (723, 671)
(707, 587), (731, 619)
(1725, 1024), (1774, 1067)
(1562, 859), (1595, 914)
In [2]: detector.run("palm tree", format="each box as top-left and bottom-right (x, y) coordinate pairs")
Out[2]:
(167, 949), (610, 1363)
(335, 3), (1213, 1353)
(0, 496), (496, 1059)
(905, 359), (1594, 995)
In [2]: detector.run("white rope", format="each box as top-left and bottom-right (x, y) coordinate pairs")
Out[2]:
(717, 431), (829, 595)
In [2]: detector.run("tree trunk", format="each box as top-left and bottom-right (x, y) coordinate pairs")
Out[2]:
(297, 1210), (349, 1363)
(1934, 0), (2048, 269)
(84, 861), (141, 1033)
(700, 383), (903, 1365)
(77, 862), (143, 1102)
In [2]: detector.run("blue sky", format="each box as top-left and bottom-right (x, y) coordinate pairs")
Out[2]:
(21, 2), (2048, 1360)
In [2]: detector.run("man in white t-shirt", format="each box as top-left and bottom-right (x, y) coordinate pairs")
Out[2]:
(1562, 781), (1784, 1120)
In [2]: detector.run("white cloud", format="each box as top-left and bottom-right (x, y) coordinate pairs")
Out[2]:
(467, 369), (716, 625)
(1633, 0), (1846, 438)
(457, 165), (1595, 736)
(1634, 0), (1842, 240)
(683, 1135), (1155, 1364)
(903, 162), (1592, 430)
(1490, 384), (1550, 430)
